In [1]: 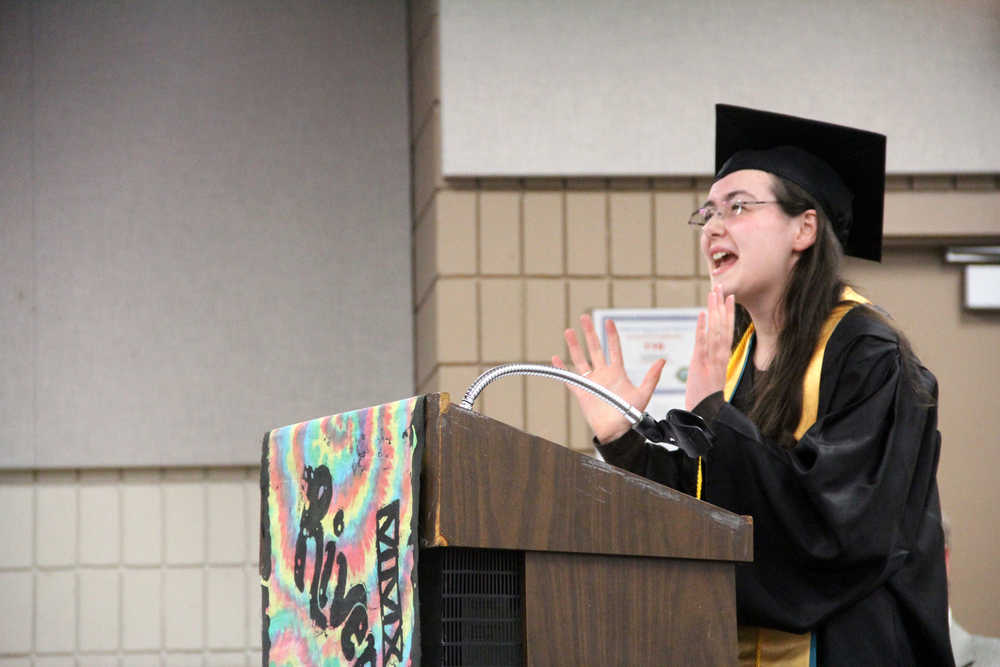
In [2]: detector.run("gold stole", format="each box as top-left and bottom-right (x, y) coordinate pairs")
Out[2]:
(699, 288), (869, 667)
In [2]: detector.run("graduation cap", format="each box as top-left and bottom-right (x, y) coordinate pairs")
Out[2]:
(715, 104), (886, 261)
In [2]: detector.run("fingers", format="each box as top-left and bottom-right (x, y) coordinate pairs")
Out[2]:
(552, 353), (579, 380)
(563, 328), (591, 374)
(552, 355), (587, 399)
(563, 314), (612, 375)
(725, 293), (735, 343)
(579, 314), (607, 369)
(710, 285), (724, 341)
(604, 318), (624, 367)
(706, 287), (717, 343)
(693, 310), (707, 356)
(638, 358), (666, 398)
(704, 285), (733, 355)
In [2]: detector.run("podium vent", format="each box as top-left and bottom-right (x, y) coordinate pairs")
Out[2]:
(419, 547), (525, 666)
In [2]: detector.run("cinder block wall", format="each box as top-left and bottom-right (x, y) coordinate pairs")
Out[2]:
(0, 468), (262, 664)
(411, 177), (715, 450)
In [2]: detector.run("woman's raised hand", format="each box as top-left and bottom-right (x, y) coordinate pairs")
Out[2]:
(552, 314), (665, 444)
(685, 285), (735, 410)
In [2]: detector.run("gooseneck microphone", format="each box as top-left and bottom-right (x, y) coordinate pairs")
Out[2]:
(459, 363), (713, 459)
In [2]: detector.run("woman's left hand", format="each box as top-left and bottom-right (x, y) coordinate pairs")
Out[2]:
(685, 285), (735, 410)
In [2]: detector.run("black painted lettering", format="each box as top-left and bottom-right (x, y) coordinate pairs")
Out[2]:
(293, 465), (333, 629)
(341, 604), (369, 661)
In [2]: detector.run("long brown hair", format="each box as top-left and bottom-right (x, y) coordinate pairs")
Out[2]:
(735, 176), (845, 448)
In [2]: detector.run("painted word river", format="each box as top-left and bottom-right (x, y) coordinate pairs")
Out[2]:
(261, 396), (424, 666)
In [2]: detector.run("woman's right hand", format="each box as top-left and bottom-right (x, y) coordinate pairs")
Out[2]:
(552, 314), (666, 444)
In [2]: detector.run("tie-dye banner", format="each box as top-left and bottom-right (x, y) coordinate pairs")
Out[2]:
(261, 396), (425, 666)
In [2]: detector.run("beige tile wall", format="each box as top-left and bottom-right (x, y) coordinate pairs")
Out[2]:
(411, 174), (999, 446)
(412, 176), (717, 451)
(0, 468), (261, 665)
(412, 176), (715, 446)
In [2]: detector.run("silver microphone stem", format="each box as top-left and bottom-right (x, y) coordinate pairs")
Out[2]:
(458, 363), (714, 459)
(459, 363), (645, 425)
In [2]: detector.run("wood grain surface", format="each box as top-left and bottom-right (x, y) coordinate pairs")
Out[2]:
(420, 395), (752, 562)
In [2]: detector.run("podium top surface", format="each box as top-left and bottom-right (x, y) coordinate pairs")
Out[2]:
(420, 393), (753, 563)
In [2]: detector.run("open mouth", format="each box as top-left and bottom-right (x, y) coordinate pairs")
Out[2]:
(711, 250), (738, 272)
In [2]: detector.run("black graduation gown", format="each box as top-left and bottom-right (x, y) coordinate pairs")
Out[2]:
(597, 307), (955, 666)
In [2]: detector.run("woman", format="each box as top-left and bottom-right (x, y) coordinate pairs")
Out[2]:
(554, 106), (953, 666)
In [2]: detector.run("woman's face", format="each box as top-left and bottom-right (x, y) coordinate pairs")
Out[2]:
(700, 169), (813, 312)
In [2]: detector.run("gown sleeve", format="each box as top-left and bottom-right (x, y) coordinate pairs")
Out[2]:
(595, 429), (700, 497)
(595, 391), (723, 497)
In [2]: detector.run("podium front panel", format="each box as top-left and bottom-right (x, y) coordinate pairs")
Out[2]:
(524, 551), (738, 666)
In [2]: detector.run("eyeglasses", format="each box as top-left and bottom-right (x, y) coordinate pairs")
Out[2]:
(687, 200), (781, 227)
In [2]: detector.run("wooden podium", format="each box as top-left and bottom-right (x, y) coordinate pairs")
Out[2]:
(261, 392), (751, 666)
(418, 393), (752, 666)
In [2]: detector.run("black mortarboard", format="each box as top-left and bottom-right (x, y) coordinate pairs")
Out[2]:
(715, 104), (886, 261)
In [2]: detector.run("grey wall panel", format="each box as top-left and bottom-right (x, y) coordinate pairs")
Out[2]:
(440, 0), (1000, 176)
(3, 1), (412, 468)
(0, 0), (34, 467)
